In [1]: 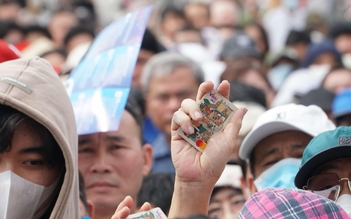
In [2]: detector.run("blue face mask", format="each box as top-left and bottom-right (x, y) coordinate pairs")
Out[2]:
(267, 64), (293, 91)
(283, 0), (299, 10)
(254, 158), (301, 191)
(81, 216), (90, 219)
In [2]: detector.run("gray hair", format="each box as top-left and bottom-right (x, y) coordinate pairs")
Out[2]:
(140, 52), (205, 93)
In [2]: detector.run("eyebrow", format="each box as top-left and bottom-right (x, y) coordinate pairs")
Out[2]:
(291, 143), (306, 149)
(18, 146), (46, 155)
(260, 147), (278, 162)
(78, 138), (92, 146)
(105, 135), (125, 142)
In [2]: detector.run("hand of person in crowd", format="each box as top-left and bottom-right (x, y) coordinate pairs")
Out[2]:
(168, 81), (247, 218)
(111, 196), (151, 219)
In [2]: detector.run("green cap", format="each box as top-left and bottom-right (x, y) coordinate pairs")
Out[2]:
(295, 126), (351, 188)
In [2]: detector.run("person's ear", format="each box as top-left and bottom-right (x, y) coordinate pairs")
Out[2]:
(247, 174), (257, 195)
(142, 143), (153, 176)
(240, 176), (250, 200)
(87, 200), (95, 219)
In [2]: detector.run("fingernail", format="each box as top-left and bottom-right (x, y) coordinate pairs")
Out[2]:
(188, 126), (194, 134)
(194, 111), (202, 119)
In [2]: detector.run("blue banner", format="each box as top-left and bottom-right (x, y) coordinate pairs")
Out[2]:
(66, 5), (153, 135)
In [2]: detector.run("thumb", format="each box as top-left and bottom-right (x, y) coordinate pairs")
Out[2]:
(222, 107), (247, 152)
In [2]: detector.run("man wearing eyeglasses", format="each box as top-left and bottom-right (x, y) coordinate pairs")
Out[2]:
(295, 126), (351, 216)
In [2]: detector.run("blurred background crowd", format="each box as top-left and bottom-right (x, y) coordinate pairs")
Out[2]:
(2, 0), (351, 218)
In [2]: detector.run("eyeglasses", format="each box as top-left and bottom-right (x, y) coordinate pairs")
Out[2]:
(303, 173), (351, 201)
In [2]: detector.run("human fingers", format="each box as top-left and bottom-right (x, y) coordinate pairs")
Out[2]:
(216, 80), (230, 99)
(171, 98), (202, 133)
(196, 81), (214, 102)
(222, 108), (248, 151)
(112, 196), (133, 218)
(111, 206), (131, 219)
(138, 202), (152, 212)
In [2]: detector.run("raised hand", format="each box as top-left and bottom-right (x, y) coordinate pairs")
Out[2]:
(169, 81), (247, 218)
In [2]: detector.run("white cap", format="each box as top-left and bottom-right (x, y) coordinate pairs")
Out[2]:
(215, 164), (242, 189)
(232, 101), (266, 137)
(239, 104), (336, 162)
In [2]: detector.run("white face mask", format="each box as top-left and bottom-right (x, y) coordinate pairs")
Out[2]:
(336, 194), (351, 216)
(0, 170), (58, 219)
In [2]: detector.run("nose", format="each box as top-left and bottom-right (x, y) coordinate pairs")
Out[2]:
(222, 201), (236, 219)
(90, 153), (113, 174)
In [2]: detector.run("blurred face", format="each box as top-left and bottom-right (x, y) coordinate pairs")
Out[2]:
(184, 3), (209, 29)
(78, 111), (153, 216)
(209, 187), (246, 219)
(312, 53), (339, 68)
(49, 12), (78, 47)
(41, 52), (66, 67)
(323, 69), (351, 93)
(335, 34), (351, 54)
(132, 49), (155, 90)
(162, 12), (186, 39)
(210, 0), (238, 27)
(146, 66), (199, 137)
(244, 25), (267, 55)
(252, 131), (312, 177)
(0, 119), (61, 187)
(307, 157), (351, 199)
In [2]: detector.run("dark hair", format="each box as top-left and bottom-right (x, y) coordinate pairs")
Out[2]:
(141, 29), (166, 54)
(0, 104), (65, 217)
(161, 1), (186, 21)
(249, 149), (256, 178)
(40, 49), (67, 59)
(245, 22), (270, 55)
(211, 186), (243, 199)
(0, 104), (64, 168)
(24, 25), (52, 39)
(238, 158), (247, 180)
(228, 81), (267, 108)
(137, 173), (175, 214)
(79, 171), (90, 216)
(0, 20), (24, 39)
(329, 22), (351, 39)
(63, 26), (95, 48)
(286, 30), (311, 45)
(126, 86), (146, 142)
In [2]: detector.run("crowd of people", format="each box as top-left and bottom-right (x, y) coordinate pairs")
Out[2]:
(1, 0), (351, 218)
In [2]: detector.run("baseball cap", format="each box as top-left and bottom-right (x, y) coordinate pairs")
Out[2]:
(238, 188), (350, 219)
(219, 32), (261, 60)
(299, 88), (335, 111)
(295, 126), (351, 188)
(215, 164), (242, 189)
(332, 88), (351, 118)
(239, 104), (336, 162)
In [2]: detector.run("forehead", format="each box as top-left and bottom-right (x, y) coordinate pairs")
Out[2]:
(313, 157), (351, 175)
(254, 131), (312, 154)
(211, 187), (242, 202)
(78, 110), (141, 143)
